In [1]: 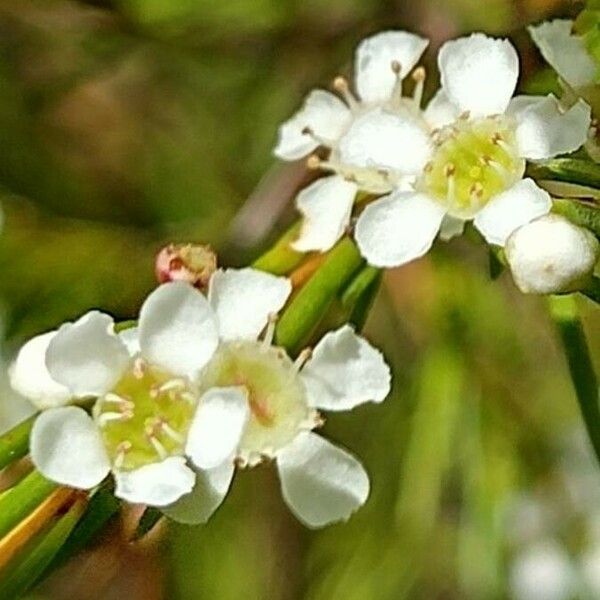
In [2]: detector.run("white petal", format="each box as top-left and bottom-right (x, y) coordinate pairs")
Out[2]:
(473, 178), (552, 246)
(208, 268), (292, 341)
(118, 326), (140, 355)
(337, 108), (433, 176)
(274, 90), (352, 161)
(529, 19), (596, 88)
(277, 432), (370, 528)
(186, 387), (250, 470)
(138, 282), (219, 378)
(438, 33), (519, 116)
(114, 456), (195, 507)
(162, 462), (235, 525)
(9, 332), (71, 409)
(355, 30), (429, 103)
(355, 191), (445, 267)
(439, 215), (466, 241)
(46, 312), (129, 397)
(301, 325), (391, 411)
(30, 406), (110, 489)
(424, 89), (460, 129)
(291, 176), (357, 252)
(510, 95), (591, 160)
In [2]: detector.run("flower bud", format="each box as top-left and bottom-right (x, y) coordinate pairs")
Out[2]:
(505, 214), (599, 294)
(155, 243), (217, 290)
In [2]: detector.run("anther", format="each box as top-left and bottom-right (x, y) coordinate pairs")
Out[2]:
(411, 66), (426, 108)
(332, 76), (359, 110)
(390, 60), (404, 107)
(469, 182), (484, 200)
(293, 348), (312, 372)
(301, 125), (328, 146)
(444, 163), (456, 177)
(459, 111), (471, 120)
(424, 161), (433, 173)
(306, 155), (322, 170)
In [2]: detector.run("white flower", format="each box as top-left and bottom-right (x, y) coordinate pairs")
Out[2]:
(11, 268), (391, 527)
(180, 296), (392, 528)
(274, 30), (432, 252)
(505, 214), (599, 294)
(10, 268), (291, 519)
(529, 19), (597, 90)
(354, 33), (591, 267)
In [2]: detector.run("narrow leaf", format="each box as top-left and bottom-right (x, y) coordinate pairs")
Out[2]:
(0, 415), (36, 471)
(527, 158), (600, 189)
(552, 198), (600, 237)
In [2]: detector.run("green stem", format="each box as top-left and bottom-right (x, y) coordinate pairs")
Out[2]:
(0, 415), (36, 471)
(252, 222), (304, 276)
(0, 471), (58, 539)
(552, 198), (600, 237)
(527, 158), (600, 189)
(548, 295), (600, 466)
(275, 237), (364, 354)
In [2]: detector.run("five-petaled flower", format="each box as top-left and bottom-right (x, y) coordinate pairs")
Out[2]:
(11, 268), (391, 528)
(353, 33), (591, 266)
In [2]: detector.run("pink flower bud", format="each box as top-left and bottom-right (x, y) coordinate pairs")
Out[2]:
(155, 244), (217, 290)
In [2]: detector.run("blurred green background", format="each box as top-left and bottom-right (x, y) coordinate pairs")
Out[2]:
(1, 0), (600, 598)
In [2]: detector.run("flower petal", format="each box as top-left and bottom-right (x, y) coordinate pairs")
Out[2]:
(274, 90), (352, 161)
(138, 282), (219, 378)
(337, 108), (433, 176)
(355, 191), (445, 267)
(162, 462), (235, 525)
(114, 456), (195, 507)
(9, 331), (71, 409)
(46, 312), (129, 397)
(301, 325), (391, 411)
(291, 176), (357, 253)
(438, 33), (519, 116)
(355, 30), (429, 103)
(473, 178), (552, 246)
(439, 215), (466, 241)
(186, 387), (250, 470)
(424, 89), (460, 130)
(277, 432), (369, 528)
(529, 19), (596, 88)
(208, 268), (292, 341)
(118, 326), (140, 355)
(30, 406), (110, 489)
(510, 95), (591, 160)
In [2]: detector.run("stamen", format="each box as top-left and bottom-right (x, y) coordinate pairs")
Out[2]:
(332, 76), (359, 111)
(262, 314), (277, 351)
(102, 393), (134, 410)
(180, 392), (196, 404)
(301, 126), (328, 146)
(97, 411), (132, 427)
(133, 358), (145, 380)
(469, 182), (484, 204)
(445, 163), (456, 204)
(411, 66), (426, 108)
(148, 435), (168, 460)
(293, 348), (312, 372)
(114, 441), (132, 469)
(159, 379), (187, 394)
(160, 421), (185, 444)
(390, 60), (403, 107)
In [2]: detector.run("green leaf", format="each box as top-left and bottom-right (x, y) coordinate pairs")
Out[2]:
(0, 415), (35, 471)
(275, 237), (363, 354)
(252, 222), (304, 276)
(340, 265), (382, 330)
(552, 198), (600, 237)
(488, 246), (506, 280)
(527, 158), (600, 189)
(0, 471), (57, 539)
(0, 498), (85, 598)
(548, 295), (600, 466)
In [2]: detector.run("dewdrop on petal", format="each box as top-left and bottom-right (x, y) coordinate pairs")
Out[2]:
(155, 243), (217, 290)
(505, 214), (600, 295)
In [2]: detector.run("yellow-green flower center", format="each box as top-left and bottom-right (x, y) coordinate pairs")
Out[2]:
(93, 360), (197, 471)
(198, 341), (316, 466)
(418, 116), (524, 219)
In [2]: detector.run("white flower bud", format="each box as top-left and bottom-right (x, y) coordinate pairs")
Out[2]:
(505, 214), (599, 294)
